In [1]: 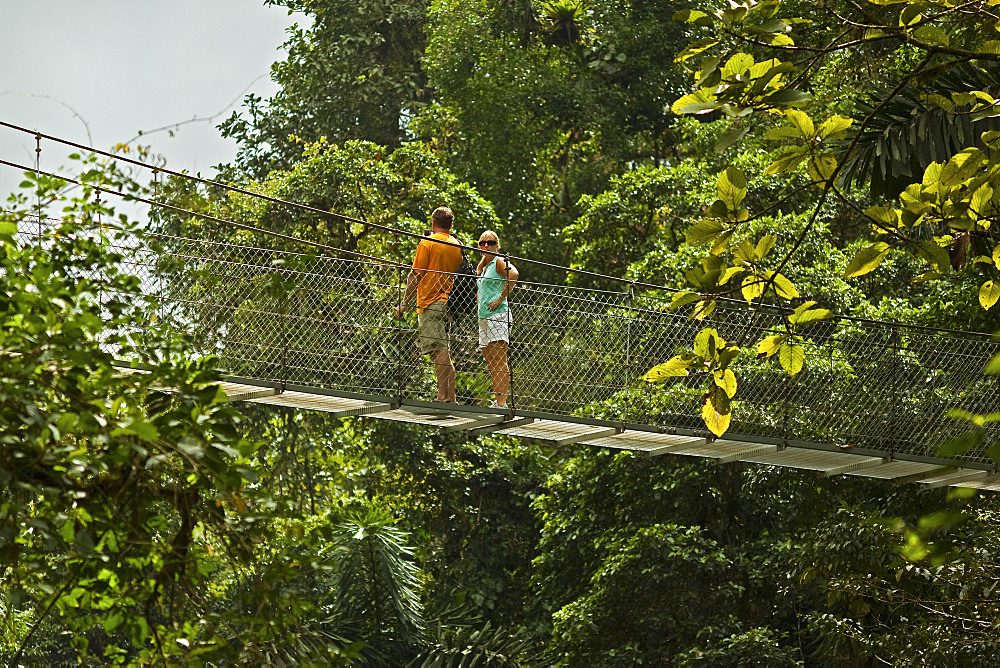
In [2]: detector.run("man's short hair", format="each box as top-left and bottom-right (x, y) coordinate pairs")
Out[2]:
(431, 206), (454, 230)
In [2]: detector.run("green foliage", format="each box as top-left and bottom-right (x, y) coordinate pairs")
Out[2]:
(564, 164), (712, 288)
(415, 0), (694, 273)
(0, 168), (266, 663)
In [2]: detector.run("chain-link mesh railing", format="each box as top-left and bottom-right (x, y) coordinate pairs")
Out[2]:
(14, 213), (1000, 466)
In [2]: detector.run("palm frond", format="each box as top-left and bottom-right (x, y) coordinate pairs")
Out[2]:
(409, 621), (542, 667)
(331, 506), (427, 645)
(838, 61), (1000, 198)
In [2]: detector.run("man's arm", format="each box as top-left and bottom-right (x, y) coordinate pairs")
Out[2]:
(395, 270), (421, 320)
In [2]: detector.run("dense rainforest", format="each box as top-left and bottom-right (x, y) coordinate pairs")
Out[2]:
(3, 0), (1000, 664)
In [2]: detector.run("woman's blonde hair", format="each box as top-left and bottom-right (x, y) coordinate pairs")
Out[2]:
(476, 230), (501, 275)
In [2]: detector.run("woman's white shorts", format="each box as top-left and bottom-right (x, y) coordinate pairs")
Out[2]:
(479, 311), (511, 349)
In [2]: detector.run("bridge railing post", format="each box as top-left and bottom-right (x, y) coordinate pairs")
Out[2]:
(35, 133), (42, 239)
(890, 324), (900, 460)
(504, 253), (515, 417)
(395, 265), (403, 406)
(624, 283), (634, 428)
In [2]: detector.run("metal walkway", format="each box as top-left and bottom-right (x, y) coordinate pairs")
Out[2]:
(103, 224), (1000, 491)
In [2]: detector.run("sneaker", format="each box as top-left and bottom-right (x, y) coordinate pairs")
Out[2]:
(488, 400), (507, 409)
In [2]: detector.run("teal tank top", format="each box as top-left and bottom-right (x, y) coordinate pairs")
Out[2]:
(477, 256), (509, 320)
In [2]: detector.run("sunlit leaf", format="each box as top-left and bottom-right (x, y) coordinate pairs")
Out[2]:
(844, 242), (891, 278)
(675, 38), (720, 64)
(717, 344), (740, 368)
(741, 274), (767, 303)
(808, 153), (837, 186)
(692, 299), (716, 320)
(669, 290), (702, 312)
(671, 90), (717, 115)
(713, 368), (737, 397)
(720, 265), (744, 285)
(940, 149), (985, 187)
(710, 228), (736, 255)
(717, 166), (747, 209)
(756, 334), (784, 358)
(687, 217), (726, 246)
(979, 280), (1000, 309)
(785, 109), (814, 138)
(701, 386), (732, 436)
(779, 342), (804, 375)
(769, 272), (799, 299)
(645, 355), (695, 382)
(755, 234), (777, 259)
(722, 53), (755, 78)
(788, 302), (833, 328)
(673, 9), (713, 25)
(694, 328), (723, 359)
(765, 145), (808, 174)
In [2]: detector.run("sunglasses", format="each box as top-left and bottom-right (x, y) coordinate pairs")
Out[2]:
(479, 239), (498, 247)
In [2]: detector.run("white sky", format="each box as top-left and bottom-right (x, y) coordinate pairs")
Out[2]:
(0, 0), (304, 198)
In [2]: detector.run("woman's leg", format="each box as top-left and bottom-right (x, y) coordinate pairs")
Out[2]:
(482, 340), (509, 406)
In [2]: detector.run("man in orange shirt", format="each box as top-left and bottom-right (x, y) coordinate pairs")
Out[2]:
(394, 206), (464, 403)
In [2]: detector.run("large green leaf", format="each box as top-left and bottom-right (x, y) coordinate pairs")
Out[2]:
(786, 109), (814, 139)
(686, 218), (725, 246)
(713, 368), (737, 398)
(717, 166), (747, 209)
(756, 334), (785, 358)
(844, 242), (891, 278)
(645, 355), (695, 382)
(769, 272), (799, 299)
(978, 280), (1000, 310)
(694, 328), (723, 359)
(779, 342), (804, 375)
(788, 301), (834, 328)
(701, 386), (732, 437)
(817, 115), (853, 140)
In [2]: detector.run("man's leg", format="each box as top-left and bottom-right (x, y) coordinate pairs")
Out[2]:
(429, 348), (457, 403)
(418, 302), (456, 402)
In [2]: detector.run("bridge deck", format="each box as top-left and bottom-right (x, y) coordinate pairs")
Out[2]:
(206, 375), (1000, 491)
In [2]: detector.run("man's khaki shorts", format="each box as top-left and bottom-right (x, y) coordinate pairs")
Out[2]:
(417, 301), (449, 354)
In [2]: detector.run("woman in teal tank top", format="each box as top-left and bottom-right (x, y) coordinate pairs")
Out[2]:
(476, 230), (519, 409)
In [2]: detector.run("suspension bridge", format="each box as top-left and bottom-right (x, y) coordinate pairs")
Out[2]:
(4, 121), (1000, 491)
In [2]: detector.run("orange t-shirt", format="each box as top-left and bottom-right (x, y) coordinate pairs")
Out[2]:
(413, 232), (463, 312)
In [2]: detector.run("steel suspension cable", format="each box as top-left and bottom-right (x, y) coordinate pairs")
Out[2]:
(0, 149), (995, 340)
(0, 119), (684, 293)
(0, 156), (407, 270)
